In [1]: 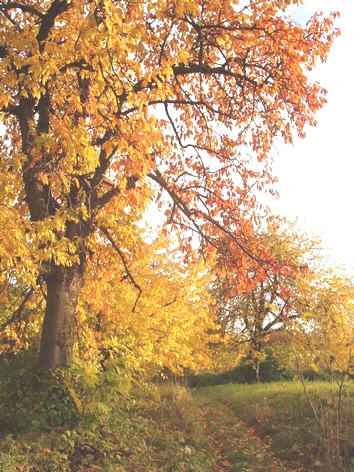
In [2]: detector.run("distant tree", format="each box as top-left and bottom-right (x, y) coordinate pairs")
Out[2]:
(210, 221), (323, 382)
(290, 270), (354, 379)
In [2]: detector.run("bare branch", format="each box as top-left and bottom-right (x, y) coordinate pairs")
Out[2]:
(0, 2), (44, 18)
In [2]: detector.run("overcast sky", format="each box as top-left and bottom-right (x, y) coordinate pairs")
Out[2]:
(269, 1), (354, 273)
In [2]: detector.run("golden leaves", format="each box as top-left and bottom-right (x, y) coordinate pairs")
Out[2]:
(77, 231), (218, 372)
(0, 0), (340, 370)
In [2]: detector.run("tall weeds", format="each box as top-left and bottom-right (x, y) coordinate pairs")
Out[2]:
(295, 351), (353, 469)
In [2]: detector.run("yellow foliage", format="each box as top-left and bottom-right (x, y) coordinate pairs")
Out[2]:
(290, 270), (354, 375)
(0, 0), (339, 369)
(77, 230), (218, 373)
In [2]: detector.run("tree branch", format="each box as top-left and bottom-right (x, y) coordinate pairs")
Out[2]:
(0, 288), (35, 331)
(172, 62), (257, 86)
(0, 2), (44, 18)
(99, 226), (142, 313)
(148, 169), (266, 264)
(37, 0), (71, 46)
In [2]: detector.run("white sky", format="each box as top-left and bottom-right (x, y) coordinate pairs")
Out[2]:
(269, 1), (354, 274)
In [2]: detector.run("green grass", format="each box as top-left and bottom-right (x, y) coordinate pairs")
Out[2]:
(194, 381), (354, 471)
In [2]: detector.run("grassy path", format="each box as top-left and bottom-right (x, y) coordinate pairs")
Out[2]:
(1, 380), (352, 471)
(194, 395), (296, 472)
(1, 381), (351, 471)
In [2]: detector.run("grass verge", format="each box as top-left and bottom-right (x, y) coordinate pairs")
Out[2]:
(194, 381), (354, 472)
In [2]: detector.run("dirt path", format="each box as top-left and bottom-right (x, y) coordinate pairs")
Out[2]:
(195, 396), (295, 472)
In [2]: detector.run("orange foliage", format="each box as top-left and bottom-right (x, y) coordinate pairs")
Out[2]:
(0, 0), (339, 367)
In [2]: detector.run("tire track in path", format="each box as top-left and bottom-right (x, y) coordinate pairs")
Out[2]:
(195, 396), (298, 472)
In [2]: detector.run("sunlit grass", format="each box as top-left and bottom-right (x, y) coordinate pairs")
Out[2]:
(194, 381), (354, 471)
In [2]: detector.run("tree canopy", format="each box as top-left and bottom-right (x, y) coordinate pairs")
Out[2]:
(0, 0), (339, 369)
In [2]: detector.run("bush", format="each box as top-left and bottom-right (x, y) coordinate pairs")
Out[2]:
(188, 349), (297, 387)
(0, 350), (138, 470)
(259, 348), (296, 382)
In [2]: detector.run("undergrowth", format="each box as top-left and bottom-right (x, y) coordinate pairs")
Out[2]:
(0, 354), (215, 471)
(1, 353), (353, 472)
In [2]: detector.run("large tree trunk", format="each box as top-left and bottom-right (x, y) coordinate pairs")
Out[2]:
(38, 264), (84, 370)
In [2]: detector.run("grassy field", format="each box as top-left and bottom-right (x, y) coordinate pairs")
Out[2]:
(0, 380), (353, 471)
(194, 381), (354, 471)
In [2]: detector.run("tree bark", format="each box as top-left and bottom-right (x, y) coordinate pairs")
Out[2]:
(38, 264), (84, 370)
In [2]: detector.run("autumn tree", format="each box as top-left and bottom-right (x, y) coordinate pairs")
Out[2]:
(289, 269), (354, 379)
(76, 232), (218, 374)
(210, 221), (324, 382)
(0, 0), (339, 369)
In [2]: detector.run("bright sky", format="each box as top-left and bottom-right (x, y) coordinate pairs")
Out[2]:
(270, 1), (354, 273)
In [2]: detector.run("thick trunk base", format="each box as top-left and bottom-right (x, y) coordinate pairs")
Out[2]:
(38, 266), (84, 370)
